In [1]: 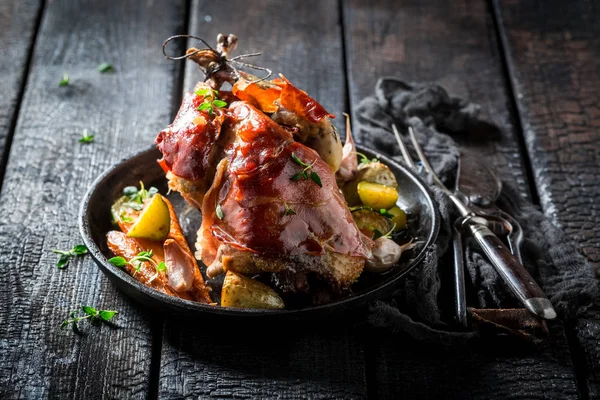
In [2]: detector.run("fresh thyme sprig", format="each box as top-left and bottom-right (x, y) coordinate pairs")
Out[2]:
(195, 87), (227, 115)
(121, 182), (159, 211)
(290, 153), (322, 187)
(51, 244), (88, 269)
(215, 204), (224, 220)
(59, 73), (69, 87)
(97, 62), (114, 73)
(60, 306), (118, 334)
(109, 250), (167, 278)
(79, 129), (94, 144)
(355, 151), (378, 166)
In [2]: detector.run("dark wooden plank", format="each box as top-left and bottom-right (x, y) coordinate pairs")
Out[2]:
(158, 1), (367, 398)
(494, 0), (600, 397)
(0, 0), (186, 398)
(343, 0), (579, 398)
(0, 0), (42, 181)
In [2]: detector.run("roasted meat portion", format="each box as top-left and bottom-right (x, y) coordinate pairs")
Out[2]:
(156, 35), (373, 295)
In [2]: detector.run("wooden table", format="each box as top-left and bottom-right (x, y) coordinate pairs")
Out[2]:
(1, 0), (598, 398)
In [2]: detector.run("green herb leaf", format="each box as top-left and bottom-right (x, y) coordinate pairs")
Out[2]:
(310, 171), (322, 187)
(81, 306), (98, 316)
(379, 209), (394, 218)
(59, 73), (70, 87)
(108, 256), (127, 267)
(123, 202), (143, 211)
(120, 213), (133, 223)
(216, 204), (224, 220)
(71, 245), (88, 255)
(97, 62), (113, 73)
(60, 320), (69, 329)
(138, 250), (153, 258)
(213, 99), (227, 108)
(98, 310), (118, 321)
(148, 187), (159, 197)
(290, 172), (304, 182)
(197, 102), (213, 113)
(283, 203), (296, 216)
(372, 229), (383, 240)
(79, 129), (94, 144)
(291, 152), (309, 167)
(123, 186), (138, 196)
(194, 88), (211, 97)
(156, 262), (167, 273)
(57, 254), (70, 269)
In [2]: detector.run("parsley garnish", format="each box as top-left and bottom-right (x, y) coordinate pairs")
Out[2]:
(59, 73), (69, 86)
(283, 203), (296, 216)
(216, 204), (224, 220)
(109, 250), (167, 277)
(60, 306), (118, 334)
(79, 129), (94, 144)
(290, 153), (322, 187)
(195, 87), (227, 115)
(97, 63), (113, 73)
(52, 244), (88, 269)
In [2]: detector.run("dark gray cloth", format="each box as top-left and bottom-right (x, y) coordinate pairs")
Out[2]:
(355, 77), (599, 343)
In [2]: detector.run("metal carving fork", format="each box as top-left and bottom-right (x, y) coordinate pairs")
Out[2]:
(392, 125), (557, 321)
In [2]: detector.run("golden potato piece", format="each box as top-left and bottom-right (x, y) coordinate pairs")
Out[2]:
(357, 181), (399, 209)
(127, 195), (171, 241)
(351, 208), (392, 236)
(221, 271), (285, 309)
(358, 162), (398, 188)
(387, 206), (407, 231)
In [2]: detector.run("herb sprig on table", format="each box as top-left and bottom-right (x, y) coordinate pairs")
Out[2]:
(290, 153), (322, 187)
(79, 129), (94, 144)
(51, 244), (88, 269)
(60, 306), (118, 334)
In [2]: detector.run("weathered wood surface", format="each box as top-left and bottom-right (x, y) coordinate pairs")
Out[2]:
(0, 0), (186, 398)
(495, 0), (600, 398)
(157, 1), (368, 398)
(0, 0), (42, 183)
(343, 0), (579, 398)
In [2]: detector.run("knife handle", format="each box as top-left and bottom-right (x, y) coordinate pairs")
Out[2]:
(464, 218), (557, 320)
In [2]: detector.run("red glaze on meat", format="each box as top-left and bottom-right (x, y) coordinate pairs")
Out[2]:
(200, 101), (371, 263)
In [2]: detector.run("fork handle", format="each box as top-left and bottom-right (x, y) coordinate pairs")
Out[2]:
(464, 218), (557, 320)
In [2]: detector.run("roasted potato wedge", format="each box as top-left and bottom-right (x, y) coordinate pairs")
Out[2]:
(351, 208), (392, 236)
(221, 271), (285, 309)
(357, 161), (398, 188)
(357, 181), (398, 209)
(386, 206), (407, 231)
(342, 161), (398, 206)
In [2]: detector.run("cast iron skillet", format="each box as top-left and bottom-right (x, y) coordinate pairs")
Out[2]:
(79, 145), (439, 320)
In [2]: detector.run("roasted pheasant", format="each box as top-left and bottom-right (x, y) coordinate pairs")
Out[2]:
(156, 34), (405, 301)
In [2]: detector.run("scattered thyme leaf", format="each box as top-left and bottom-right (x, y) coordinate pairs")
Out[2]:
(310, 171), (322, 187)
(291, 152), (309, 167)
(59, 73), (69, 87)
(216, 204), (224, 220)
(156, 262), (167, 273)
(79, 129), (94, 144)
(108, 256), (127, 267)
(60, 306), (119, 333)
(212, 99), (227, 108)
(122, 186), (138, 196)
(97, 62), (113, 73)
(52, 245), (88, 269)
(194, 88), (211, 97)
(380, 209), (394, 218)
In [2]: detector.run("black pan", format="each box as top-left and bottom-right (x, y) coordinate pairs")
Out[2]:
(79, 145), (439, 320)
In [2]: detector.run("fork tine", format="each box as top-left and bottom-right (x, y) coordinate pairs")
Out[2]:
(392, 124), (417, 169)
(408, 126), (453, 197)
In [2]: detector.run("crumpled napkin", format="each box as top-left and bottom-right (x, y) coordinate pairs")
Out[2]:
(354, 77), (599, 344)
